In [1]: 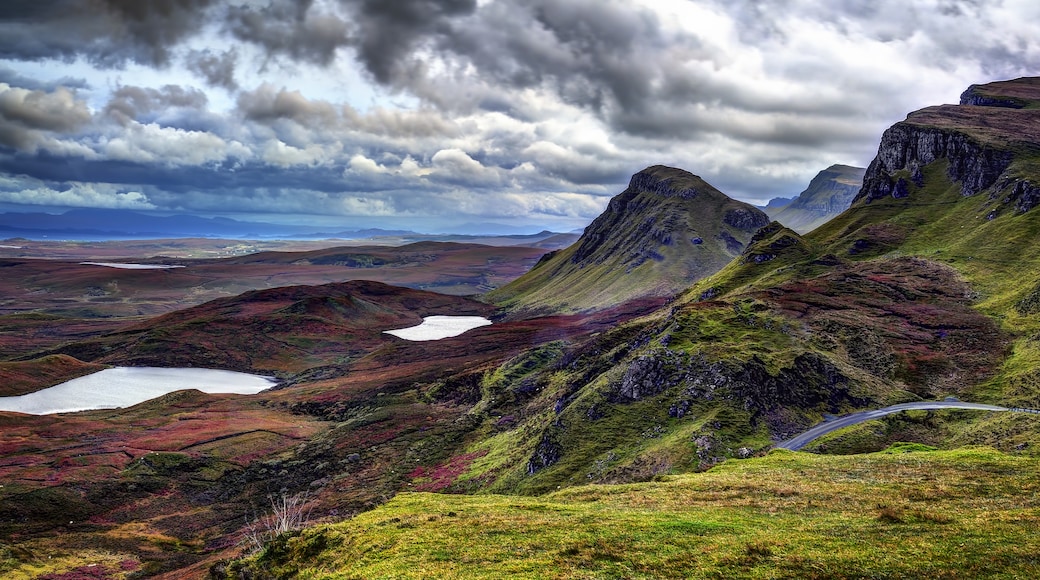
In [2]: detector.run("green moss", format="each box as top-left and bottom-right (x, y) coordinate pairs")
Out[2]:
(222, 448), (1040, 579)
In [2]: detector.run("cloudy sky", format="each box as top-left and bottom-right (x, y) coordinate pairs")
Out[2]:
(1, 0), (1038, 232)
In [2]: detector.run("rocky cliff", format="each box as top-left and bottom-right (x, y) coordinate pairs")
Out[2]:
(856, 77), (1040, 213)
(767, 164), (865, 233)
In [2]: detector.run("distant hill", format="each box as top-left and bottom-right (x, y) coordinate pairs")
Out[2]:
(45, 280), (494, 374)
(0, 208), (573, 243)
(763, 196), (794, 208)
(486, 165), (770, 313)
(765, 164), (865, 233)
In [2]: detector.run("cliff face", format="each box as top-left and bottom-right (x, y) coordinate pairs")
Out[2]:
(768, 164), (865, 233)
(856, 77), (1040, 213)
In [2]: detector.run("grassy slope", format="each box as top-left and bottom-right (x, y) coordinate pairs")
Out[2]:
(437, 86), (1040, 492)
(487, 166), (768, 314)
(219, 446), (1040, 579)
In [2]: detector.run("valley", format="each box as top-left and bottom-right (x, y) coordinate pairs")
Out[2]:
(3, 77), (1040, 578)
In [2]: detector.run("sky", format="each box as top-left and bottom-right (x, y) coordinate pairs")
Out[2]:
(0, 0), (1038, 233)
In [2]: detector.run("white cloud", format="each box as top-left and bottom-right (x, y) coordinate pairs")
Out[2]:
(0, 0), (1039, 227)
(103, 122), (251, 166)
(0, 182), (155, 209)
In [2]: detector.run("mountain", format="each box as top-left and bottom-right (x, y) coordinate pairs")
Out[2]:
(0, 208), (332, 238)
(8, 78), (1040, 578)
(763, 196), (794, 208)
(486, 165), (770, 313)
(368, 77), (1040, 499)
(765, 164), (865, 233)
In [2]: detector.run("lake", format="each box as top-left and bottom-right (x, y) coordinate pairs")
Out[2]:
(81, 262), (185, 269)
(0, 367), (277, 415)
(384, 315), (492, 341)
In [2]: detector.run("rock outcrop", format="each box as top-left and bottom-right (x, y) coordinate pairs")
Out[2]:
(856, 77), (1040, 213)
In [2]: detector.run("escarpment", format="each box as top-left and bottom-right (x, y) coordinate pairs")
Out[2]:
(857, 78), (1040, 212)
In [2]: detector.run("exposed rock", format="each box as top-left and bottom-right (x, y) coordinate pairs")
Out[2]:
(613, 349), (688, 400)
(724, 208), (771, 230)
(856, 79), (1040, 211)
(608, 346), (865, 439)
(527, 429), (563, 474)
(717, 231), (744, 253)
(858, 124), (1014, 203)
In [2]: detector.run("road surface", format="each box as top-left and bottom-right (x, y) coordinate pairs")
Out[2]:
(776, 401), (1033, 451)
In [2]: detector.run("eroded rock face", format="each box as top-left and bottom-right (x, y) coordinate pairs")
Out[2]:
(527, 429), (563, 474)
(857, 79), (1040, 213)
(858, 124), (1014, 203)
(960, 84), (1029, 109)
(724, 208), (770, 230)
(608, 348), (864, 438)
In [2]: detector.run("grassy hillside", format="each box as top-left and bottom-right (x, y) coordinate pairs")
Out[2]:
(487, 165), (769, 314)
(8, 79), (1040, 578)
(216, 446), (1040, 579)
(409, 79), (1040, 495)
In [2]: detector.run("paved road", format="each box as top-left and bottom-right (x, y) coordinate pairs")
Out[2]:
(776, 401), (1023, 451)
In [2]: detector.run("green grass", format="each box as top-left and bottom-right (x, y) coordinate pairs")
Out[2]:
(220, 447), (1040, 579)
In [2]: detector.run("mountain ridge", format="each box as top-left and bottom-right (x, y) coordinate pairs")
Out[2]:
(7, 77), (1040, 578)
(767, 164), (865, 233)
(487, 165), (770, 314)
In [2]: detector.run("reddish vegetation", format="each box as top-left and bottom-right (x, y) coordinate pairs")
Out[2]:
(0, 355), (106, 396)
(0, 242), (544, 317)
(0, 391), (325, 487)
(0, 241), (546, 359)
(0, 264), (666, 575)
(45, 280), (497, 373)
(409, 450), (489, 492)
(761, 257), (1005, 395)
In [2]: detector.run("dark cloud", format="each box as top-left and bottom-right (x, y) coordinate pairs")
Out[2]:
(347, 0), (477, 84)
(105, 85), (209, 124)
(0, 0), (216, 68)
(0, 66), (88, 92)
(236, 84), (339, 127)
(226, 0), (351, 68)
(0, 84), (91, 151)
(185, 49), (239, 91)
(437, 0), (665, 112)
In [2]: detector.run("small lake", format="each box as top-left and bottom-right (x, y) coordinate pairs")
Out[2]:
(0, 367), (277, 415)
(80, 262), (185, 269)
(384, 315), (492, 341)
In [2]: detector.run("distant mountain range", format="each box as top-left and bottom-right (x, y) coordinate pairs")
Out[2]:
(764, 164), (866, 233)
(0, 207), (576, 247)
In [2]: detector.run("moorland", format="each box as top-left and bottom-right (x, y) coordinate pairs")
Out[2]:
(3, 77), (1040, 579)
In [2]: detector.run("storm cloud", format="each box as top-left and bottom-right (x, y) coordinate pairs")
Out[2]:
(0, 0), (1038, 229)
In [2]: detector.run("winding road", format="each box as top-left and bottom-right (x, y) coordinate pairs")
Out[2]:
(777, 400), (1040, 451)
